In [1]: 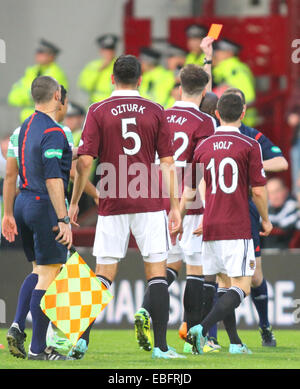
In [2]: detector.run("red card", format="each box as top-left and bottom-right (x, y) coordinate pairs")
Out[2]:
(207, 24), (223, 40)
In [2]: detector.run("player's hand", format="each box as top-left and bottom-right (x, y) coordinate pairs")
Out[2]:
(2, 215), (18, 243)
(168, 208), (182, 245)
(72, 147), (78, 160)
(68, 203), (80, 227)
(55, 222), (73, 250)
(259, 220), (273, 237)
(200, 36), (214, 59)
(193, 221), (203, 236)
(94, 196), (99, 206)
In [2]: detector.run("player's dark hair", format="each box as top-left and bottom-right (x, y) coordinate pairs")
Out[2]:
(180, 64), (209, 96)
(60, 85), (67, 105)
(113, 55), (141, 86)
(31, 76), (59, 104)
(200, 92), (219, 117)
(223, 87), (246, 105)
(217, 93), (244, 122)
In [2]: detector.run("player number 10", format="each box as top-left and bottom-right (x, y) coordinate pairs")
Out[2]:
(206, 157), (238, 194)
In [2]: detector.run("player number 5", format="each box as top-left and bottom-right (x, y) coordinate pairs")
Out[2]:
(122, 117), (141, 155)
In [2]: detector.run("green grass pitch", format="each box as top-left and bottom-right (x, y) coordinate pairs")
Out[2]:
(0, 329), (299, 369)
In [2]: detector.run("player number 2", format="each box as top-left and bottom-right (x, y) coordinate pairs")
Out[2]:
(174, 131), (189, 167)
(206, 157), (238, 194)
(122, 117), (141, 155)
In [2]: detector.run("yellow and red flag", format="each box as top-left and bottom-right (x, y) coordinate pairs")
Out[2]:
(40, 251), (113, 346)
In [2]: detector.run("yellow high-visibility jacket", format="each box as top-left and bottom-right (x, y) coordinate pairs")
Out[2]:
(213, 56), (257, 127)
(139, 66), (175, 107)
(185, 52), (205, 66)
(8, 62), (68, 123)
(78, 58), (115, 104)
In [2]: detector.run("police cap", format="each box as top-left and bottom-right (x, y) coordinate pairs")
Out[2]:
(166, 44), (187, 58)
(139, 47), (161, 64)
(96, 34), (118, 50)
(213, 38), (242, 55)
(185, 24), (208, 39)
(36, 39), (60, 56)
(66, 102), (86, 117)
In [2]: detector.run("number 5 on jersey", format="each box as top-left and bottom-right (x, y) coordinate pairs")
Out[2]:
(122, 117), (141, 155)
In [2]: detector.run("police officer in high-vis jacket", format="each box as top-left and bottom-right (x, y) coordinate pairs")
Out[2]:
(184, 24), (208, 67)
(8, 39), (68, 123)
(212, 38), (257, 127)
(139, 47), (175, 107)
(78, 34), (118, 104)
(164, 44), (187, 108)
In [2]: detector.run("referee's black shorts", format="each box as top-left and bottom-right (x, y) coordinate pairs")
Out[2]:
(14, 191), (68, 265)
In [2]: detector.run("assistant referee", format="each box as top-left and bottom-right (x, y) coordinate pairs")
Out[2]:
(12, 76), (73, 360)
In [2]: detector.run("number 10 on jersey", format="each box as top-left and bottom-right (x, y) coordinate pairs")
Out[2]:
(206, 157), (238, 194)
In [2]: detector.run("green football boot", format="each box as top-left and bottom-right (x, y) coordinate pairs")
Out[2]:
(134, 308), (152, 352)
(229, 343), (252, 354)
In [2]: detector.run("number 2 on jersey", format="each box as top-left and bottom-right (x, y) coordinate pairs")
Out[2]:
(173, 131), (189, 167)
(206, 157), (238, 194)
(154, 130), (189, 165)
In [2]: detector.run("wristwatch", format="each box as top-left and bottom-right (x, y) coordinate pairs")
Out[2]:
(203, 58), (212, 65)
(57, 216), (70, 224)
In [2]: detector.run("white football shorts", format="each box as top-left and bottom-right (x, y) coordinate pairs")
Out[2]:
(93, 211), (170, 264)
(167, 214), (203, 266)
(202, 239), (256, 278)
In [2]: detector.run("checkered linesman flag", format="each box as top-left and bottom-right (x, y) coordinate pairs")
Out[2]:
(40, 250), (113, 345)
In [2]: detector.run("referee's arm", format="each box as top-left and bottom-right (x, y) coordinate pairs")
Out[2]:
(46, 177), (72, 248)
(2, 157), (18, 242)
(41, 131), (72, 249)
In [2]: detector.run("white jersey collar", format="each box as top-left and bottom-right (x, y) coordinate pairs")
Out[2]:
(215, 125), (241, 133)
(111, 90), (140, 97)
(173, 100), (200, 111)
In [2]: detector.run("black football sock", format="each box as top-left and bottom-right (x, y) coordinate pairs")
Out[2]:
(208, 284), (219, 339)
(217, 288), (242, 345)
(30, 289), (49, 354)
(13, 273), (38, 332)
(142, 267), (177, 313)
(183, 275), (204, 331)
(148, 277), (169, 352)
(201, 281), (217, 321)
(201, 286), (245, 337)
(80, 275), (112, 346)
(251, 279), (270, 328)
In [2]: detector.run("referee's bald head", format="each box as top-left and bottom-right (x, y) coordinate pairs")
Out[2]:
(31, 76), (60, 104)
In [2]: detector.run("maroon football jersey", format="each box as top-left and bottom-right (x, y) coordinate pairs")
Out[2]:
(78, 90), (174, 216)
(164, 101), (216, 215)
(193, 126), (267, 241)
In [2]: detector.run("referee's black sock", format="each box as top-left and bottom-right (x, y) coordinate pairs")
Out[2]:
(148, 277), (169, 352)
(142, 267), (177, 314)
(80, 275), (112, 346)
(201, 281), (217, 321)
(217, 288), (242, 345)
(201, 286), (245, 337)
(30, 289), (49, 354)
(183, 275), (204, 331)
